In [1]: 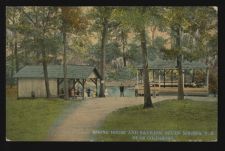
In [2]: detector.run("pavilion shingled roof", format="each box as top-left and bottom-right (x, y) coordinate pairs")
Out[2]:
(14, 65), (101, 79)
(136, 58), (208, 69)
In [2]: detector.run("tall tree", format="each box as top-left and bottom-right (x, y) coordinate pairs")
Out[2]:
(121, 30), (128, 66)
(162, 7), (217, 100)
(92, 7), (114, 97)
(139, 7), (153, 108)
(6, 7), (21, 87)
(148, 7), (166, 48)
(60, 7), (88, 100)
(163, 7), (192, 100)
(112, 7), (154, 108)
(112, 26), (129, 67)
(62, 16), (68, 100)
(99, 12), (108, 97)
(17, 6), (60, 98)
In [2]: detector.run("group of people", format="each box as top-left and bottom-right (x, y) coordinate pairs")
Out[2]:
(60, 83), (125, 98)
(60, 87), (94, 98)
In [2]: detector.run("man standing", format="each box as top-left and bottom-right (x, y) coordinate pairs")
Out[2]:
(120, 83), (124, 97)
(86, 88), (91, 97)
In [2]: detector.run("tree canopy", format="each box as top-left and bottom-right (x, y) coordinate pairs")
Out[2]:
(6, 6), (218, 102)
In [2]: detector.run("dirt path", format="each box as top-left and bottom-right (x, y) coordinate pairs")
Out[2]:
(47, 96), (217, 141)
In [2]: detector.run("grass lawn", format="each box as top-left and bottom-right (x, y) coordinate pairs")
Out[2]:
(92, 99), (217, 142)
(6, 87), (81, 141)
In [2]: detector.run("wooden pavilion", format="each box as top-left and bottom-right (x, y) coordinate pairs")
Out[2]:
(135, 59), (209, 96)
(14, 65), (102, 99)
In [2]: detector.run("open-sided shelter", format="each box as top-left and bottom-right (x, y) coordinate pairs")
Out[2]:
(135, 58), (209, 96)
(14, 65), (102, 99)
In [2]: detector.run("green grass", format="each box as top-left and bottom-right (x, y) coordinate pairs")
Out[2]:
(92, 99), (217, 142)
(6, 87), (81, 141)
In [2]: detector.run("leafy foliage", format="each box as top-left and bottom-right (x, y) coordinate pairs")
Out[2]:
(6, 7), (217, 95)
(162, 7), (217, 62)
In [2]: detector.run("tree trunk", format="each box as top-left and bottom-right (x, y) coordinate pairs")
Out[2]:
(63, 29), (69, 100)
(39, 15), (51, 98)
(176, 27), (184, 100)
(151, 26), (156, 47)
(24, 48), (28, 65)
(99, 18), (108, 97)
(177, 54), (184, 100)
(14, 32), (19, 72)
(35, 8), (41, 62)
(122, 42), (126, 67)
(121, 30), (127, 67)
(41, 49), (51, 98)
(140, 28), (153, 108)
(10, 13), (18, 88)
(10, 42), (14, 88)
(123, 56), (127, 67)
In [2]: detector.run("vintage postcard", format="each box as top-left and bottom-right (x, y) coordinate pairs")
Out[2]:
(6, 6), (218, 142)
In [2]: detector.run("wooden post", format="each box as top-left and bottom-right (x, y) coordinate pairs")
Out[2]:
(158, 70), (161, 89)
(164, 69), (165, 88)
(17, 78), (19, 99)
(57, 79), (59, 97)
(82, 79), (85, 100)
(182, 69), (185, 89)
(153, 69), (155, 82)
(136, 70), (139, 85)
(90, 78), (98, 97)
(153, 83), (156, 98)
(192, 69), (195, 82)
(171, 70), (173, 87)
(149, 69), (151, 82)
(96, 78), (98, 97)
(73, 79), (75, 89)
(206, 68), (209, 89)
